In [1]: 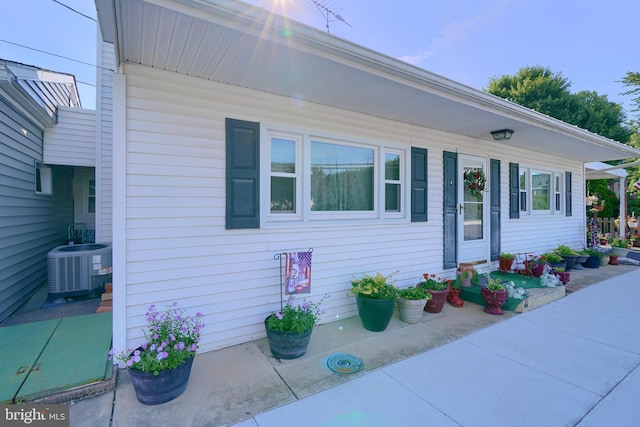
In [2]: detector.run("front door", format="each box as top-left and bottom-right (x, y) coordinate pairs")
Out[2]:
(458, 154), (489, 264)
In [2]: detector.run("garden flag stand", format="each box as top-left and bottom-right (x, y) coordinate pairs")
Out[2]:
(274, 249), (313, 309)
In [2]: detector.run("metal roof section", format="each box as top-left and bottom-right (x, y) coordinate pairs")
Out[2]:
(95, 0), (640, 162)
(0, 59), (81, 127)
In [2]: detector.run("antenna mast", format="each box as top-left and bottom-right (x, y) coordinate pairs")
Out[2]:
(309, 0), (352, 33)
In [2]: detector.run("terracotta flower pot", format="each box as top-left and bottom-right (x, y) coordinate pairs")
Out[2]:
(498, 256), (514, 272)
(424, 286), (450, 313)
(447, 288), (464, 307)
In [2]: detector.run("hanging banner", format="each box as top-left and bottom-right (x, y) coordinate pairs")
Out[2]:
(633, 179), (640, 192)
(285, 251), (312, 294)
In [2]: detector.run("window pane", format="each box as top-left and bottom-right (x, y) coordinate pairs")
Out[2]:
(271, 138), (295, 173)
(519, 170), (526, 190)
(385, 153), (400, 180)
(271, 177), (296, 212)
(464, 202), (483, 240)
(385, 183), (401, 212)
(532, 172), (550, 210)
(311, 141), (374, 211)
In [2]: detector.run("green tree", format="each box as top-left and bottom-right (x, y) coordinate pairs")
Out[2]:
(487, 66), (632, 143)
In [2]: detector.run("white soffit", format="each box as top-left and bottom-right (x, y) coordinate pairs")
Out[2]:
(98, 0), (640, 163)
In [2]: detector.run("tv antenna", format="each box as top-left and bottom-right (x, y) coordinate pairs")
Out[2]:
(309, 0), (352, 33)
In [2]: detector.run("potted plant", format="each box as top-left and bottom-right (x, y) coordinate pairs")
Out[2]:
(480, 277), (508, 315)
(554, 245), (580, 271)
(109, 303), (205, 405)
(397, 286), (432, 323)
(417, 273), (451, 314)
(553, 267), (570, 285)
(457, 263), (476, 287)
(350, 272), (398, 332)
(447, 273), (465, 307)
(264, 293), (328, 359)
(525, 255), (549, 277)
(498, 252), (516, 272)
(541, 252), (565, 270)
(610, 238), (629, 258)
(582, 247), (605, 268)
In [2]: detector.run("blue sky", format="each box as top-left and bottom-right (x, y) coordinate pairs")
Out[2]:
(1, 0), (637, 115)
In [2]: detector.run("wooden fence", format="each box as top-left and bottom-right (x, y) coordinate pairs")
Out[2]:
(596, 218), (619, 235)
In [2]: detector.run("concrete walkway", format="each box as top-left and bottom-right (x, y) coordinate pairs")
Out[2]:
(69, 265), (640, 426)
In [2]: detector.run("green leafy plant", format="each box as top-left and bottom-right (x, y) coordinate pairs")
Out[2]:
(554, 244), (580, 256)
(611, 238), (629, 248)
(486, 277), (505, 291)
(350, 272), (399, 300)
(541, 252), (563, 263)
(553, 267), (565, 272)
(418, 273), (452, 291)
(398, 286), (432, 301)
(109, 303), (205, 375)
(266, 294), (329, 334)
(584, 247), (608, 258)
(498, 252), (516, 259)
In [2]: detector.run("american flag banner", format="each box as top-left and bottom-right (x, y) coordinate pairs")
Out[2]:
(285, 251), (312, 294)
(633, 179), (640, 192)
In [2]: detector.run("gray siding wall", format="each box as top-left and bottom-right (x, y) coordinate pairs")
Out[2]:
(0, 97), (73, 322)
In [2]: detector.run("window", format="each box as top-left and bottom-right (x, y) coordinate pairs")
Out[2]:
(554, 174), (561, 212)
(517, 166), (565, 215)
(270, 137), (298, 214)
(519, 169), (527, 212)
(384, 152), (402, 212)
(310, 141), (374, 211)
(265, 129), (406, 223)
(88, 180), (96, 214)
(35, 162), (52, 195)
(531, 171), (551, 211)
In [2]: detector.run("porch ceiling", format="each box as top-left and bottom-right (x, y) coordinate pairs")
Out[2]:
(96, 0), (640, 163)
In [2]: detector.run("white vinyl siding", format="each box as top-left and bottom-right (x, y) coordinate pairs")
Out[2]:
(117, 64), (587, 354)
(96, 41), (115, 243)
(0, 97), (73, 322)
(43, 107), (96, 167)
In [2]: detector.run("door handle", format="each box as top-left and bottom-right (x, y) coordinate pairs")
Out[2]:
(458, 203), (464, 214)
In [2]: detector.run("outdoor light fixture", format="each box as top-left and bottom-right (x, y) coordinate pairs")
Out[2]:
(490, 129), (514, 141)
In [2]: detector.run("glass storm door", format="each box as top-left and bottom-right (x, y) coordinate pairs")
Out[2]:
(458, 154), (489, 264)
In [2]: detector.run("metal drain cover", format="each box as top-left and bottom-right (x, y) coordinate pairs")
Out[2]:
(325, 353), (362, 374)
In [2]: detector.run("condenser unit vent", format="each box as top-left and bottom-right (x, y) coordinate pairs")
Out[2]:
(47, 243), (112, 297)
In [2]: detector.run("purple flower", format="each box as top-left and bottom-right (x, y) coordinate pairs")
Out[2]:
(133, 349), (141, 356)
(275, 311), (283, 320)
(126, 359), (133, 367)
(169, 333), (176, 341)
(178, 342), (185, 350)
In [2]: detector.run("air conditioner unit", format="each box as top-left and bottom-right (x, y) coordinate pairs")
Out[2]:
(47, 243), (112, 298)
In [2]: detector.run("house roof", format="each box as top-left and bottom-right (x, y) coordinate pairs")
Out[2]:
(0, 59), (81, 127)
(95, 0), (640, 162)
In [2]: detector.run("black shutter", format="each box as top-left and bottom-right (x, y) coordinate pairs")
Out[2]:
(411, 147), (428, 222)
(490, 159), (501, 261)
(443, 151), (457, 269)
(509, 162), (519, 219)
(225, 118), (260, 229)
(565, 171), (572, 217)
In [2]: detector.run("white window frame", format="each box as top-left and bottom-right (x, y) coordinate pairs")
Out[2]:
(519, 166), (564, 215)
(262, 125), (408, 225)
(267, 132), (302, 222)
(382, 148), (404, 218)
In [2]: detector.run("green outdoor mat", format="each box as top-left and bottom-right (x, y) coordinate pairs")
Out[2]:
(16, 312), (112, 401)
(0, 319), (60, 403)
(460, 271), (545, 311)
